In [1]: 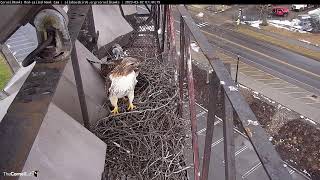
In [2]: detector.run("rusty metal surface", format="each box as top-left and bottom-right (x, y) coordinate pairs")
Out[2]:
(200, 72), (219, 180)
(177, 5), (292, 180)
(223, 65), (236, 180)
(222, 86), (236, 179)
(185, 28), (200, 180)
(0, 5), (90, 178)
(178, 16), (185, 117)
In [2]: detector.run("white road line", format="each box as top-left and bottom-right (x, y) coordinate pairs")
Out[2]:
(242, 162), (262, 178)
(197, 22), (209, 28)
(255, 78), (279, 81)
(289, 169), (295, 175)
(211, 137), (223, 147)
(197, 128), (206, 135)
(247, 74), (270, 77)
(235, 145), (248, 156)
(305, 102), (320, 105)
(271, 86), (299, 89)
(283, 91), (309, 95)
(240, 69), (261, 73)
(196, 120), (222, 134)
(196, 111), (207, 118)
(195, 102), (208, 112)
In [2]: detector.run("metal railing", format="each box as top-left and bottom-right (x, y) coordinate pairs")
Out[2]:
(166, 5), (293, 180)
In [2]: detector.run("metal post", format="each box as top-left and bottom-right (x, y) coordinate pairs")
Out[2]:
(223, 63), (236, 180)
(223, 93), (236, 180)
(200, 71), (219, 180)
(178, 15), (185, 117)
(186, 27), (200, 180)
(235, 55), (240, 84)
(161, 5), (167, 53)
(71, 43), (91, 130)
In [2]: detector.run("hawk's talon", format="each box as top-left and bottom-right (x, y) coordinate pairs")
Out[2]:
(127, 103), (136, 111)
(111, 106), (120, 114)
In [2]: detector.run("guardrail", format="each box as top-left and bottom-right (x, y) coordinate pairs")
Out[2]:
(167, 5), (293, 180)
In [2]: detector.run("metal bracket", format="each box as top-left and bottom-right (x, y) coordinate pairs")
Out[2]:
(22, 8), (71, 67)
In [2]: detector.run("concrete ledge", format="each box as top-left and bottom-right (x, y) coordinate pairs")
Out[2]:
(20, 103), (106, 180)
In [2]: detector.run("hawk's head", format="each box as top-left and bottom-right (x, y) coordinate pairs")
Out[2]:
(110, 57), (141, 77)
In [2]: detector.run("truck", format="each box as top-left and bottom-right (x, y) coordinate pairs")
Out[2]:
(291, 4), (314, 11)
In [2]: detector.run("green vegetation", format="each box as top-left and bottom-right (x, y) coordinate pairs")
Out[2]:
(0, 53), (12, 90)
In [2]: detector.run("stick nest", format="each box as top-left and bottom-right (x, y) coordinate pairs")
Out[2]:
(92, 57), (189, 180)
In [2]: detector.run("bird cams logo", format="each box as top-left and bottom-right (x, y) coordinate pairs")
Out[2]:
(2, 170), (39, 177)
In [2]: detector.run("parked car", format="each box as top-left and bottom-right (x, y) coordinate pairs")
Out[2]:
(272, 7), (289, 16)
(291, 4), (314, 11)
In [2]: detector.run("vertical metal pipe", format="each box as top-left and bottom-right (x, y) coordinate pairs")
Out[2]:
(223, 64), (236, 180)
(200, 70), (219, 180)
(178, 15), (185, 117)
(71, 44), (91, 130)
(235, 55), (240, 84)
(154, 5), (161, 55)
(161, 5), (167, 53)
(186, 28), (200, 180)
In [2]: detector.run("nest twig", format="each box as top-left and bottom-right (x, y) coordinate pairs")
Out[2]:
(92, 57), (188, 180)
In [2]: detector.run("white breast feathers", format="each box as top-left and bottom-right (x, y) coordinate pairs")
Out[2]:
(109, 71), (138, 98)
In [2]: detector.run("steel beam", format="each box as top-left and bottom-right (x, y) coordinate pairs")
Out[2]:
(185, 27), (200, 180)
(200, 71), (219, 180)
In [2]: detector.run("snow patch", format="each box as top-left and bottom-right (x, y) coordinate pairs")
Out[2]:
(196, 12), (204, 18)
(190, 42), (200, 52)
(303, 169), (311, 177)
(304, 118), (317, 125)
(228, 86), (238, 91)
(253, 94), (261, 100)
(246, 20), (261, 29)
(244, 19), (310, 33)
(247, 119), (259, 126)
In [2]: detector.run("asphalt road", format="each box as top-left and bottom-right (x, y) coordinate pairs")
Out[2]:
(172, 7), (320, 96)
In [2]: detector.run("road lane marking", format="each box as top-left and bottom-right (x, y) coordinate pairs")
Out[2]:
(201, 30), (320, 79)
(211, 137), (223, 147)
(196, 111), (207, 117)
(235, 145), (248, 156)
(197, 22), (209, 27)
(242, 162), (262, 179)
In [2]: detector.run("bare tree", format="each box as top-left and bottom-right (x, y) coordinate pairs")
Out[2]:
(257, 5), (271, 26)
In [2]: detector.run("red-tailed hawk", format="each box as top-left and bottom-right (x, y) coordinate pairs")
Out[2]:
(107, 57), (141, 114)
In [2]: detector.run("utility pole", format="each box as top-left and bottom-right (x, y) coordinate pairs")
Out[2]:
(235, 55), (240, 84)
(237, 8), (242, 27)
